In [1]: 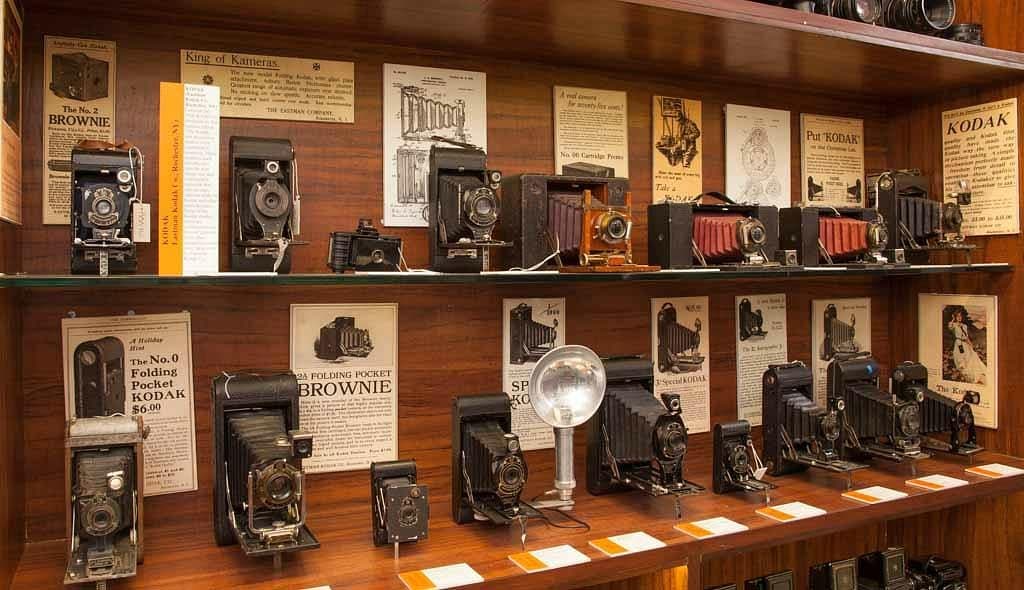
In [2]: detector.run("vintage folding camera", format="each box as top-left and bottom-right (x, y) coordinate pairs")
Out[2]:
(212, 372), (318, 560)
(657, 302), (704, 374)
(428, 145), (509, 272)
(500, 174), (631, 270)
(452, 394), (536, 525)
(546, 182), (653, 272)
(51, 52), (109, 101)
(868, 170), (975, 264)
(891, 361), (982, 457)
(859, 547), (911, 590)
(780, 206), (902, 266)
(829, 354), (928, 463)
(762, 361), (867, 476)
(810, 557), (859, 590)
(739, 298), (767, 341)
(587, 358), (703, 502)
(71, 141), (143, 275)
(328, 219), (401, 272)
(73, 337), (126, 418)
(648, 199), (789, 269)
(314, 316), (373, 361)
(713, 420), (774, 495)
(371, 460), (428, 549)
(230, 137), (302, 273)
(821, 304), (861, 361)
(509, 303), (558, 365)
(64, 415), (145, 589)
(907, 556), (967, 590)
(745, 570), (794, 590)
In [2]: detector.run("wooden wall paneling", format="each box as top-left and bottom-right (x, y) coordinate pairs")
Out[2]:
(0, 287), (23, 590)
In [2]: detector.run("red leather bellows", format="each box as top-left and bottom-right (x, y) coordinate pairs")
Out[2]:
(819, 216), (869, 260)
(693, 213), (745, 261)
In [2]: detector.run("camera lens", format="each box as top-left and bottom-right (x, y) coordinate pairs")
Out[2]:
(501, 463), (523, 487)
(659, 422), (687, 459)
(81, 497), (121, 536)
(465, 188), (499, 228)
(474, 197), (493, 216)
(730, 445), (750, 472)
(607, 216), (628, 240)
(265, 472), (295, 504)
(821, 412), (841, 441)
(899, 404), (921, 436)
(399, 498), (419, 527)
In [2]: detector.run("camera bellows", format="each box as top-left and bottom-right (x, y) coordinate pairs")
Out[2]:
(509, 304), (557, 365)
(226, 411), (299, 511)
(464, 422), (526, 508)
(897, 197), (942, 242)
(75, 448), (133, 539)
(657, 303), (703, 373)
(604, 383), (676, 463)
(315, 317), (373, 360)
(822, 304), (859, 360)
(818, 216), (873, 260)
(693, 213), (754, 261)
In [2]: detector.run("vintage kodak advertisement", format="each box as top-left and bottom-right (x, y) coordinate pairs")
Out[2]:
(651, 297), (710, 434)
(725, 104), (791, 209)
(810, 297), (871, 407)
(918, 294), (998, 428)
(652, 95), (702, 202)
(942, 98), (1020, 236)
(180, 50), (354, 123)
(43, 36), (115, 225)
(502, 298), (565, 450)
(800, 114), (865, 206)
(554, 86), (629, 178)
(0, 0), (21, 224)
(735, 294), (788, 426)
(62, 312), (198, 496)
(290, 303), (398, 473)
(383, 64), (486, 227)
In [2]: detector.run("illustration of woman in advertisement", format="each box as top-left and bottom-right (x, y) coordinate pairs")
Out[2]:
(946, 306), (987, 384)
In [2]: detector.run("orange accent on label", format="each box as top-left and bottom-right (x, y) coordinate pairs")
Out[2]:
(844, 491), (880, 503)
(509, 551), (547, 572)
(591, 538), (628, 555)
(158, 82), (184, 276)
(967, 467), (1003, 478)
(757, 507), (796, 521)
(398, 570), (436, 590)
(675, 522), (714, 538)
(908, 479), (944, 490)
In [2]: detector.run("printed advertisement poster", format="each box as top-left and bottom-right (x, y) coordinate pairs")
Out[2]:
(725, 104), (791, 208)
(181, 50), (354, 123)
(800, 114), (865, 206)
(918, 294), (998, 428)
(290, 303), (398, 473)
(942, 98), (1020, 236)
(43, 36), (115, 225)
(554, 86), (629, 178)
(383, 64), (486, 227)
(652, 95), (702, 202)
(810, 298), (871, 407)
(735, 294), (788, 426)
(652, 297), (710, 434)
(502, 298), (564, 450)
(0, 0), (21, 224)
(62, 312), (198, 496)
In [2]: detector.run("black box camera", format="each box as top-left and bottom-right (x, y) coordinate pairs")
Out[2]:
(371, 459), (428, 548)
(328, 219), (402, 272)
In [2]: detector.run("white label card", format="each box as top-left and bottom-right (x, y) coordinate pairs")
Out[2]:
(132, 202), (151, 243)
(675, 516), (750, 539)
(842, 486), (909, 504)
(509, 545), (590, 573)
(906, 474), (969, 491)
(756, 501), (826, 522)
(966, 463), (1024, 479)
(398, 563), (484, 590)
(589, 532), (666, 556)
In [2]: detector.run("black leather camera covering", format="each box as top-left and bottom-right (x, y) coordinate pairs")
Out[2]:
(370, 459), (428, 546)
(648, 202), (780, 269)
(450, 394), (513, 524)
(229, 137), (297, 273)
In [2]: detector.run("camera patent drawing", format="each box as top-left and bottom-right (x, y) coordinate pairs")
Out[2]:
(648, 200), (787, 269)
(586, 358), (703, 501)
(328, 219), (401, 272)
(509, 303), (558, 365)
(371, 460), (428, 548)
(73, 337), (126, 418)
(891, 361), (982, 457)
(212, 372), (318, 560)
(908, 555), (967, 590)
(745, 570), (794, 590)
(314, 317), (373, 361)
(822, 304), (861, 361)
(858, 547), (910, 590)
(657, 303), (704, 373)
(762, 361), (867, 476)
(739, 298), (767, 341)
(780, 206), (901, 266)
(51, 52), (109, 101)
(829, 354), (928, 463)
(230, 137), (301, 273)
(869, 170), (975, 264)
(712, 420), (773, 495)
(810, 557), (858, 590)
(64, 415), (145, 589)
(452, 394), (535, 525)
(71, 141), (143, 275)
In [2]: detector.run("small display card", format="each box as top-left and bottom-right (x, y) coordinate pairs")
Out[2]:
(966, 463), (1024, 479)
(756, 502), (826, 522)
(398, 563), (484, 590)
(906, 474), (969, 491)
(509, 545), (591, 573)
(842, 486), (909, 505)
(589, 532), (666, 557)
(675, 516), (749, 539)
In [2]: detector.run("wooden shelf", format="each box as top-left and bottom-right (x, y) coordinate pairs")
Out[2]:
(30, 0), (1024, 101)
(12, 451), (1024, 589)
